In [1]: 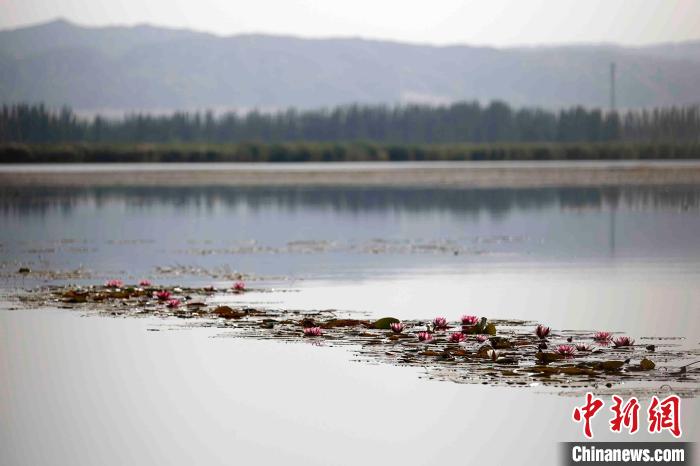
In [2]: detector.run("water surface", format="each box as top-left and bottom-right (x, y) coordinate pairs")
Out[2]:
(1, 167), (699, 465)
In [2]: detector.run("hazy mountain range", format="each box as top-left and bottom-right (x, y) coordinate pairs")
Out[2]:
(1, 19), (699, 114)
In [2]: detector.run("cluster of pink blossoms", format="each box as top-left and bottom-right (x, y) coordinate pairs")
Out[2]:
(534, 323), (636, 356)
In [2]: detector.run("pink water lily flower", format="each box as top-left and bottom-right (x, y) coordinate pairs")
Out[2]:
(232, 281), (246, 292)
(417, 331), (433, 342)
(105, 279), (124, 288)
(556, 344), (576, 357)
(535, 324), (551, 339)
(461, 315), (479, 326)
(575, 343), (592, 352)
(612, 336), (635, 347)
(166, 299), (180, 309)
(476, 334), (489, 343)
(433, 317), (448, 330)
(390, 322), (405, 334)
(139, 279), (152, 287)
(154, 290), (171, 301)
(303, 327), (323, 337)
(594, 331), (613, 342)
(449, 332), (466, 343)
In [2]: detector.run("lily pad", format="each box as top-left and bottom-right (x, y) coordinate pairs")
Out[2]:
(528, 366), (597, 376)
(640, 358), (655, 371)
(62, 290), (88, 303)
(535, 352), (563, 364)
(373, 317), (400, 329)
(475, 345), (495, 359)
(321, 319), (369, 329)
(495, 357), (518, 365)
(489, 337), (512, 349)
(597, 360), (625, 371)
(212, 306), (245, 319)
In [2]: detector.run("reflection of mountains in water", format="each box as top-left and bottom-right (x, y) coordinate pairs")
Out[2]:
(2, 185), (700, 217)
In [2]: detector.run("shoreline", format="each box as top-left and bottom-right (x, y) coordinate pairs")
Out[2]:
(2, 161), (700, 188)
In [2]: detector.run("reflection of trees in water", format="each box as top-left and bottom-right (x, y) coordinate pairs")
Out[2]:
(1, 185), (699, 218)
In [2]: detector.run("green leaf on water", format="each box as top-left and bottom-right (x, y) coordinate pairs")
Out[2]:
(62, 290), (88, 303)
(373, 317), (400, 329)
(599, 360), (625, 371)
(213, 306), (245, 319)
(489, 336), (511, 349)
(640, 358), (655, 371)
(535, 352), (563, 364)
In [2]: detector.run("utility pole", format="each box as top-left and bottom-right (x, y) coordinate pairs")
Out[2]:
(610, 62), (616, 112)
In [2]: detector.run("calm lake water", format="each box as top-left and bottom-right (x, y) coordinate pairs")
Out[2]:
(1, 164), (699, 465)
(2, 183), (700, 275)
(2, 181), (700, 333)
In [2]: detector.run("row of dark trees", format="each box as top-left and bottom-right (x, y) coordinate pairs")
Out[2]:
(1, 101), (698, 144)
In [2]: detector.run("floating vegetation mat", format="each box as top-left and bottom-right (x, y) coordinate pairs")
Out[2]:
(175, 236), (527, 257)
(9, 283), (700, 397)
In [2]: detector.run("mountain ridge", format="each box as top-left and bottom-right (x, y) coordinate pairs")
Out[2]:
(1, 19), (699, 112)
(6, 19), (700, 51)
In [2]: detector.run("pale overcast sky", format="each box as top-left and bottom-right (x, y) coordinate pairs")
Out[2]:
(1, 0), (699, 46)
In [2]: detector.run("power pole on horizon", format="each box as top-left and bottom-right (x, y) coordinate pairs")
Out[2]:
(610, 62), (616, 112)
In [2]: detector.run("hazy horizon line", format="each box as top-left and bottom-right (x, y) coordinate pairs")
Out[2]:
(4, 16), (700, 50)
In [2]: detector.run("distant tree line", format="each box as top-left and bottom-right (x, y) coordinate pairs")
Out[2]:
(2, 141), (698, 164)
(1, 102), (699, 145)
